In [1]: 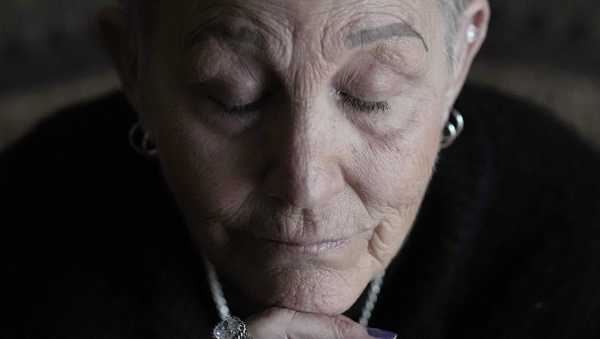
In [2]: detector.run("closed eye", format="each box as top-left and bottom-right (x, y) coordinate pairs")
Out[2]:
(212, 89), (277, 116)
(214, 89), (391, 116)
(221, 99), (263, 116)
(335, 90), (391, 114)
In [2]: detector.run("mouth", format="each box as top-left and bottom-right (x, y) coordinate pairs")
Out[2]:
(258, 237), (352, 255)
(223, 227), (377, 271)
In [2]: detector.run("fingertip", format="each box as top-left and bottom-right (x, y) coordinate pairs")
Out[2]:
(367, 327), (398, 339)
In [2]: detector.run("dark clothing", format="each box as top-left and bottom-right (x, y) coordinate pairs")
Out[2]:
(2, 83), (600, 338)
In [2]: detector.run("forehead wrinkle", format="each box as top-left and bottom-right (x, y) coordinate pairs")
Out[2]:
(185, 2), (292, 67)
(318, 0), (429, 64)
(344, 22), (429, 51)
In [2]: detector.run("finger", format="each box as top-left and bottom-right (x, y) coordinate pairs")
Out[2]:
(247, 307), (375, 339)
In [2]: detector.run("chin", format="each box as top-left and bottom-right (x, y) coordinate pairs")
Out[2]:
(234, 262), (373, 315)
(201, 225), (381, 315)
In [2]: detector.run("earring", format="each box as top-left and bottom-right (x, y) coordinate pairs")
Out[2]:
(441, 109), (465, 149)
(128, 122), (158, 158)
(466, 24), (478, 44)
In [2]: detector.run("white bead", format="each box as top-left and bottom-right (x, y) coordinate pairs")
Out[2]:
(467, 24), (478, 43)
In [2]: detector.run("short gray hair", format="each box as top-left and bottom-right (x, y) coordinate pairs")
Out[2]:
(120, 0), (471, 61)
(438, 0), (473, 64)
(120, 0), (471, 32)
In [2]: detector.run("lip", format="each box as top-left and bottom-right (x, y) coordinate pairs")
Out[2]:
(258, 237), (352, 255)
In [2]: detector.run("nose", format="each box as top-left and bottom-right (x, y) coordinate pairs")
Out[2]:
(262, 106), (345, 209)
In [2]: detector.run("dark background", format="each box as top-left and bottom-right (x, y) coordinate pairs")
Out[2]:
(1, 0), (599, 149)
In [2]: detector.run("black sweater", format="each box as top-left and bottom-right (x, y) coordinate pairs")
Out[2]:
(2, 83), (600, 338)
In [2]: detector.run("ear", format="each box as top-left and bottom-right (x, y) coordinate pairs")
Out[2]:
(96, 5), (141, 110)
(443, 0), (491, 114)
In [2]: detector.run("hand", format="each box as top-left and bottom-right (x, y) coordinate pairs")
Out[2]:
(246, 308), (397, 339)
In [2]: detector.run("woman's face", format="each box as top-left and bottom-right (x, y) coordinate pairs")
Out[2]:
(131, 0), (466, 314)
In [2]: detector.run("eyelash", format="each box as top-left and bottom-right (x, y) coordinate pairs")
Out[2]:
(335, 90), (391, 114)
(223, 102), (260, 116)
(217, 90), (391, 116)
(217, 94), (270, 117)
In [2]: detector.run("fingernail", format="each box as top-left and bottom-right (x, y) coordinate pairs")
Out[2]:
(367, 327), (398, 339)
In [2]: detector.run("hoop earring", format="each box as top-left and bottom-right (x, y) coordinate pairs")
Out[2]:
(128, 122), (158, 158)
(441, 109), (465, 149)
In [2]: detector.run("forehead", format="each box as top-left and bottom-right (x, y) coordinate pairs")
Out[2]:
(152, 0), (440, 67)
(155, 0), (439, 41)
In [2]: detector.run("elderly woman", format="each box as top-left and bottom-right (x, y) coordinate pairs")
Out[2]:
(3, 0), (600, 338)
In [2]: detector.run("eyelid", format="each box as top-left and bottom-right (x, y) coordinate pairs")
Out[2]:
(369, 42), (428, 78)
(334, 89), (391, 114)
(224, 99), (262, 114)
(334, 61), (397, 103)
(219, 86), (280, 115)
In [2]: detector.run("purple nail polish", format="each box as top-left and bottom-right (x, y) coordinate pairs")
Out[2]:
(367, 327), (398, 339)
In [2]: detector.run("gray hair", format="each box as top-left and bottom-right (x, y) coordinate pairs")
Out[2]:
(438, 0), (473, 64)
(120, 0), (471, 31)
(120, 0), (471, 63)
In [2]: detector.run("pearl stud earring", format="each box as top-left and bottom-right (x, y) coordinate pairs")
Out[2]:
(466, 24), (478, 43)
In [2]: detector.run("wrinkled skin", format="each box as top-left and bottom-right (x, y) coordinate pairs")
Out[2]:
(101, 0), (489, 317)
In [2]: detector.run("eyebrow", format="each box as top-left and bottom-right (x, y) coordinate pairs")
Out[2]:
(344, 22), (429, 51)
(188, 23), (268, 50)
(188, 21), (428, 56)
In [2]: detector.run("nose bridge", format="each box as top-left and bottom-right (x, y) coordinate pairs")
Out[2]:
(289, 99), (328, 180)
(264, 91), (345, 209)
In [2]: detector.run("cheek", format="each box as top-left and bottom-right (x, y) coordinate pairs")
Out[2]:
(352, 101), (442, 209)
(138, 54), (273, 233)
(347, 105), (442, 266)
(152, 108), (263, 219)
